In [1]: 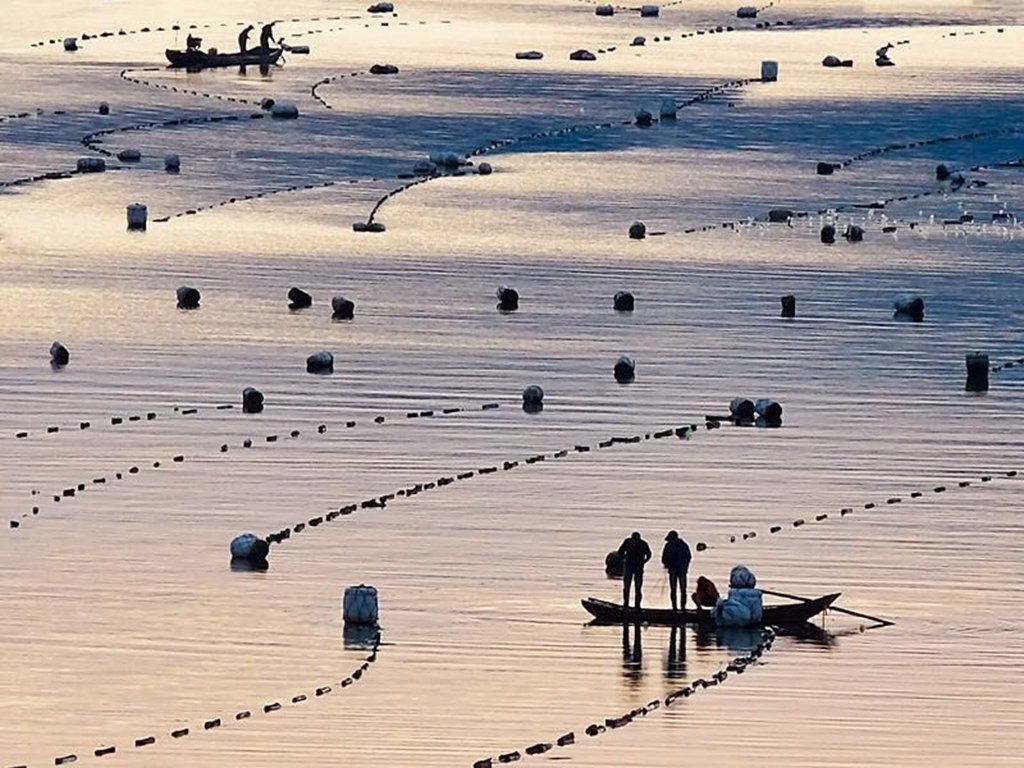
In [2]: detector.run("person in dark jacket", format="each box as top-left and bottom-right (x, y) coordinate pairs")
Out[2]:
(617, 531), (652, 609)
(661, 530), (692, 611)
(259, 21), (277, 54)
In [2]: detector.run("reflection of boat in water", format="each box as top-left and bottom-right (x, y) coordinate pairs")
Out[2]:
(582, 592), (840, 627)
(165, 47), (284, 69)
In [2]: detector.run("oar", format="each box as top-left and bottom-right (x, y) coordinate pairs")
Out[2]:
(762, 587), (895, 627)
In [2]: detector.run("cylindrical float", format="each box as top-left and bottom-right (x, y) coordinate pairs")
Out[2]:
(730, 397), (755, 422)
(176, 286), (201, 309)
(659, 98), (677, 120)
(164, 154), (181, 173)
(242, 387), (265, 413)
(497, 285), (519, 311)
(628, 221), (647, 240)
(50, 341), (70, 367)
(596, 4), (614, 16)
(523, 384), (544, 413)
(965, 352), (989, 393)
(755, 398), (783, 427)
(780, 294), (796, 318)
(307, 351), (334, 374)
(640, 4), (660, 17)
(230, 533), (269, 560)
(613, 291), (635, 312)
(343, 584), (379, 626)
(614, 355), (636, 382)
(332, 295), (355, 319)
(270, 102), (299, 119)
(761, 61), (779, 82)
(126, 203), (147, 231)
(77, 157), (106, 173)
(820, 224), (836, 244)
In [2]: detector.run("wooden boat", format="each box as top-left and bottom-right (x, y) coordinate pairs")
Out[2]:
(165, 47), (283, 69)
(582, 592), (840, 627)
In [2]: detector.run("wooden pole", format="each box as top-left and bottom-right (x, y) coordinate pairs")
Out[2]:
(762, 587), (895, 627)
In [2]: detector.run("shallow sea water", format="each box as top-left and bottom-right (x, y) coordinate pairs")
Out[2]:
(1, 1), (1023, 766)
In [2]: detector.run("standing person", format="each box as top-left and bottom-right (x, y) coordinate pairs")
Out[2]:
(259, 21), (277, 54)
(238, 24), (254, 54)
(617, 531), (652, 609)
(661, 530), (692, 611)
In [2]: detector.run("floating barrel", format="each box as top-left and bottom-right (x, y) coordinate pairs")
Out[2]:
(640, 4), (659, 17)
(242, 387), (264, 413)
(117, 148), (142, 162)
(288, 287), (312, 309)
(614, 291), (635, 311)
(497, 285), (519, 311)
(522, 384), (544, 413)
(331, 295), (355, 319)
(737, 6), (758, 18)
(270, 102), (299, 119)
(126, 203), (147, 231)
(820, 223), (836, 243)
(755, 398), (782, 427)
(596, 4), (614, 16)
(893, 296), (924, 322)
(77, 157), (106, 173)
(730, 397), (755, 422)
(306, 350), (334, 374)
(628, 221), (647, 239)
(780, 294), (796, 318)
(164, 154), (181, 172)
(343, 584), (379, 626)
(965, 352), (989, 392)
(614, 355), (636, 382)
(761, 60), (779, 81)
(176, 286), (201, 309)
(50, 341), (70, 367)
(816, 162), (836, 175)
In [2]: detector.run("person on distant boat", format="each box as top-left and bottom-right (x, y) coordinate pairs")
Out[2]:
(186, 33), (202, 51)
(617, 531), (652, 609)
(238, 24), (254, 54)
(259, 21), (277, 54)
(661, 530), (692, 611)
(692, 575), (721, 609)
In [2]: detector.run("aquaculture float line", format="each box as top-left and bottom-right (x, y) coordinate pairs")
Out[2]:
(471, 628), (776, 767)
(4, 633), (381, 768)
(7, 400), (510, 530)
(691, 465), (1020, 554)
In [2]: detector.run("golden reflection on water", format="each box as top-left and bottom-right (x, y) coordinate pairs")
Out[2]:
(2, 1), (1023, 766)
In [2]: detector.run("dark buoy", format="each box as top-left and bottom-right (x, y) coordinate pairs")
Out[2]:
(780, 294), (796, 318)
(332, 295), (355, 319)
(936, 163), (952, 181)
(634, 107), (652, 126)
(729, 397), (755, 422)
(965, 352), (989, 392)
(755, 398), (783, 427)
(229, 533), (269, 571)
(242, 387), (264, 413)
(98, 101), (110, 115)
(844, 224), (864, 242)
(613, 291), (635, 312)
(768, 208), (794, 223)
(288, 287), (312, 309)
(893, 296), (924, 322)
(176, 286), (201, 309)
(613, 355), (636, 383)
(50, 341), (70, 367)
(820, 224), (836, 244)
(307, 351), (334, 374)
(628, 221), (647, 240)
(497, 285), (519, 311)
(816, 162), (836, 175)
(522, 384), (544, 413)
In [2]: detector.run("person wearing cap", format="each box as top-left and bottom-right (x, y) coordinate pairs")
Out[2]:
(661, 530), (693, 611)
(616, 531), (652, 609)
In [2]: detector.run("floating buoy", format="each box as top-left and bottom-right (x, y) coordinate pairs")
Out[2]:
(614, 291), (634, 311)
(164, 153), (181, 172)
(893, 296), (924, 322)
(820, 223), (836, 243)
(755, 398), (782, 427)
(343, 584), (379, 625)
(98, 102), (110, 115)
(176, 285), (200, 309)
(515, 50), (543, 60)
(737, 6), (758, 18)
(595, 4), (614, 16)
(331, 295), (355, 319)
(306, 350), (334, 374)
(522, 384), (544, 413)
(640, 4), (660, 17)
(76, 157), (106, 173)
(780, 294), (796, 318)
(117, 148), (142, 162)
(50, 341), (70, 367)
(659, 98), (677, 120)
(260, 97), (275, 111)
(761, 60), (779, 81)
(631, 36), (647, 48)
(628, 221), (647, 239)
(63, 37), (78, 51)
(569, 49), (596, 61)
(843, 224), (864, 242)
(270, 102), (299, 119)
(730, 397), (755, 422)
(369, 63), (399, 75)
(497, 285), (519, 311)
(288, 286), (312, 309)
(634, 107), (652, 126)
(126, 202), (147, 231)
(965, 352), (989, 392)
(614, 355), (636, 383)
(477, 162), (493, 175)
(367, 1), (394, 11)
(242, 387), (264, 413)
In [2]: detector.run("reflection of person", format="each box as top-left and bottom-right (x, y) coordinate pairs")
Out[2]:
(238, 25), (254, 53)
(661, 530), (692, 611)
(617, 531), (651, 609)
(259, 21), (276, 54)
(621, 622), (643, 679)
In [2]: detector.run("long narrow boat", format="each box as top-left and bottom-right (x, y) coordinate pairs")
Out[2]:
(165, 47), (284, 69)
(582, 592), (840, 627)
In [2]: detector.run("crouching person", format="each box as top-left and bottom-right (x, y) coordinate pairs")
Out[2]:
(714, 565), (763, 627)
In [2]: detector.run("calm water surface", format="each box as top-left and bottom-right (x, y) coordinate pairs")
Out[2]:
(1, 1), (1022, 766)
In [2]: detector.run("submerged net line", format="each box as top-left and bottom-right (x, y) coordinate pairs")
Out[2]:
(5, 633), (381, 768)
(5, 399), (508, 531)
(471, 627), (776, 767)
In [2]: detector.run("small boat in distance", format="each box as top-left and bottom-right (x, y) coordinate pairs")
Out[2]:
(581, 592), (840, 626)
(165, 47), (284, 69)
